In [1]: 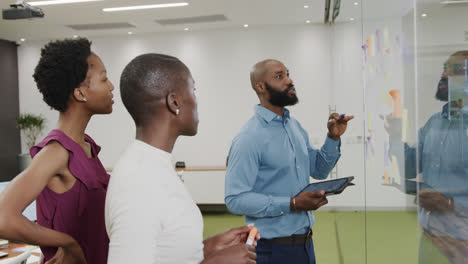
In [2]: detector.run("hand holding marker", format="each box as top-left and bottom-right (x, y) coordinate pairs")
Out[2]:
(246, 226), (259, 246)
(327, 113), (354, 140)
(328, 114), (346, 123)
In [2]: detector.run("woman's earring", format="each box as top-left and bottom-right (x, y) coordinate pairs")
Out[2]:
(83, 98), (87, 102)
(176, 109), (180, 115)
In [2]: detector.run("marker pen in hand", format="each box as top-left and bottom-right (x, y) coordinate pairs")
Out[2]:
(328, 114), (346, 123)
(246, 227), (258, 246)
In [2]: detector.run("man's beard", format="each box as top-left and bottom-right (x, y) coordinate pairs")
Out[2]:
(265, 82), (299, 107)
(435, 76), (448, 101)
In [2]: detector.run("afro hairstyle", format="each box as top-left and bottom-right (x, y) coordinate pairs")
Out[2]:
(33, 38), (92, 112)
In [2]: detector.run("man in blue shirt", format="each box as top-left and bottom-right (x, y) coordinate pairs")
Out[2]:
(386, 51), (468, 263)
(225, 59), (353, 264)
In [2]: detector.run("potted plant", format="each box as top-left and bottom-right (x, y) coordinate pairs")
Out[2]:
(16, 113), (45, 172)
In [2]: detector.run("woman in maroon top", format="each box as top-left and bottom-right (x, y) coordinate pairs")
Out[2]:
(0, 38), (114, 264)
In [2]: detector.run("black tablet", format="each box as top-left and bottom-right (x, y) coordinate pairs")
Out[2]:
(402, 180), (468, 196)
(403, 180), (434, 195)
(297, 176), (355, 196)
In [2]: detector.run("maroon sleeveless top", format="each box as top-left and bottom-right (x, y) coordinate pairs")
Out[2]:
(30, 129), (110, 264)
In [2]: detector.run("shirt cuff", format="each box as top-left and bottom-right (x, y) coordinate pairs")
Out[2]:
(323, 136), (341, 154)
(273, 196), (291, 215)
(452, 198), (468, 218)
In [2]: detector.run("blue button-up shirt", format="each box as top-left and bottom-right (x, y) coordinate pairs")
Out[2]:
(225, 105), (341, 239)
(391, 104), (468, 239)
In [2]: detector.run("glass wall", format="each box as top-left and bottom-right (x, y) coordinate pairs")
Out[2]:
(413, 0), (468, 263)
(328, 0), (467, 263)
(322, 0), (367, 263)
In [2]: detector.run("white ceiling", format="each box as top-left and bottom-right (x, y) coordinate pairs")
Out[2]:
(0, 0), (365, 42)
(0, 0), (464, 43)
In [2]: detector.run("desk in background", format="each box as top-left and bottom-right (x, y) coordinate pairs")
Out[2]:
(0, 242), (41, 264)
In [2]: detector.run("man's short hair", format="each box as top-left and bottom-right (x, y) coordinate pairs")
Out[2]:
(250, 59), (281, 90)
(33, 38), (91, 112)
(120, 53), (190, 126)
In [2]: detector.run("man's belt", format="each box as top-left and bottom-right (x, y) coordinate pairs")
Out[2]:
(262, 229), (313, 245)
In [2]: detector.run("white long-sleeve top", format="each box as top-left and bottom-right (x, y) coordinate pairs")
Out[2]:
(105, 140), (204, 264)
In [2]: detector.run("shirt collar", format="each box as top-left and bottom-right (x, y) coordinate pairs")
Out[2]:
(134, 139), (172, 162)
(441, 102), (468, 119)
(442, 103), (449, 119)
(255, 105), (290, 123)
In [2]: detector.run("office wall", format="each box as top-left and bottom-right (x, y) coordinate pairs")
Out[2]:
(18, 25), (334, 167)
(0, 39), (20, 181)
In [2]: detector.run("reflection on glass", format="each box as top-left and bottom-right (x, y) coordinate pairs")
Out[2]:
(387, 51), (468, 263)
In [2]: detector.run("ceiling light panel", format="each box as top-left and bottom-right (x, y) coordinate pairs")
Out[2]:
(103, 2), (188, 12)
(440, 0), (468, 3)
(67, 22), (135, 30)
(28, 0), (103, 6)
(155, 14), (227, 25)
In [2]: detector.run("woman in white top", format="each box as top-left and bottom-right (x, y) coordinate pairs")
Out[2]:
(106, 53), (257, 264)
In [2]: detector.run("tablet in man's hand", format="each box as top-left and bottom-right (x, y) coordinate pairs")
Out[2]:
(297, 176), (355, 196)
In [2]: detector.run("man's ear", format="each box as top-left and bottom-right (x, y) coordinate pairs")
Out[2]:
(73, 87), (87, 102)
(255, 82), (266, 94)
(166, 92), (180, 116)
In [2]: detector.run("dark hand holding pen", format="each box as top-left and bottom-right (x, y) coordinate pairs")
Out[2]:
(327, 113), (354, 141)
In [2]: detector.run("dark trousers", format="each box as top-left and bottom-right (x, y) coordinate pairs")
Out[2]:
(256, 236), (316, 264)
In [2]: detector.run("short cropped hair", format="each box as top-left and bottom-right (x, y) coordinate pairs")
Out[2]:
(120, 53), (189, 126)
(33, 38), (91, 112)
